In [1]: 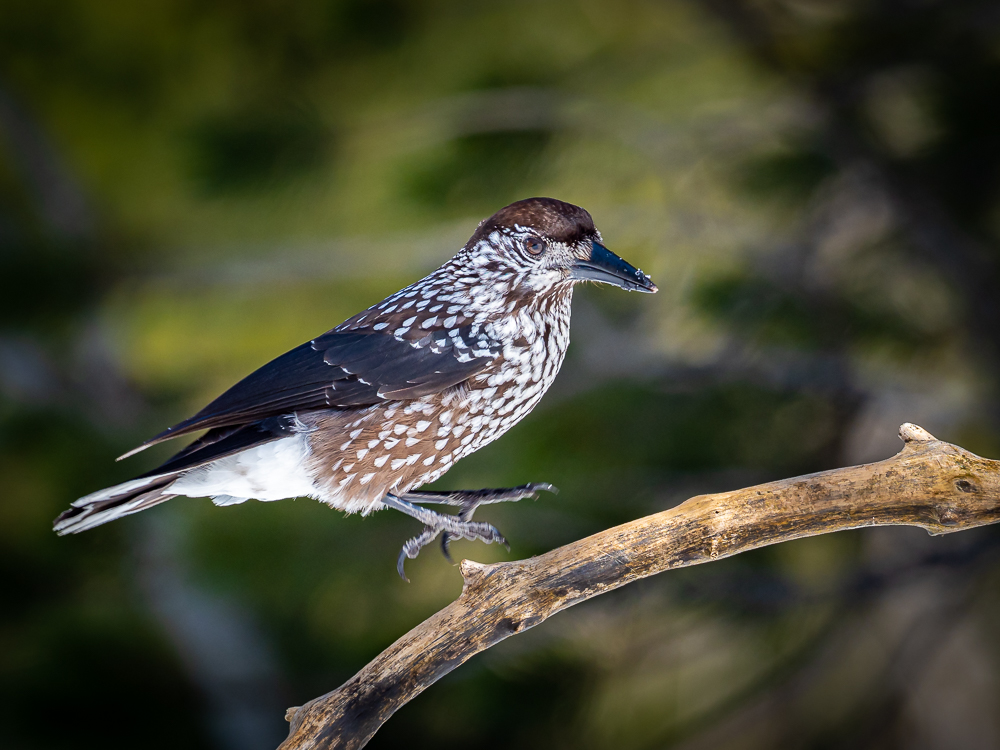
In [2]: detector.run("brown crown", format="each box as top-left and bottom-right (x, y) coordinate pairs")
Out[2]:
(468, 197), (597, 247)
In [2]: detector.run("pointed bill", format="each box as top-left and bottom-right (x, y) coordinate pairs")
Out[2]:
(570, 242), (657, 293)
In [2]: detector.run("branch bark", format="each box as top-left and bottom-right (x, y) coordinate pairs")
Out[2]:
(280, 424), (1000, 749)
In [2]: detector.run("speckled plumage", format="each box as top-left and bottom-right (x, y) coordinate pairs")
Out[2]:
(303, 253), (573, 514)
(54, 198), (656, 567)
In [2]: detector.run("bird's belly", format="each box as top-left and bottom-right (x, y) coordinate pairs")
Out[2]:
(303, 376), (556, 513)
(169, 434), (318, 505)
(406, 355), (562, 486)
(305, 319), (569, 514)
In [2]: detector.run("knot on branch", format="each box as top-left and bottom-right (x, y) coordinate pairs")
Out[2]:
(460, 559), (489, 590)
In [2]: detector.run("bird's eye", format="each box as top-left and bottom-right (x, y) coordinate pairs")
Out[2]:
(524, 237), (547, 256)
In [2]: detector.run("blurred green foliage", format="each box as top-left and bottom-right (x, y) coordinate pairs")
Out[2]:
(735, 148), (835, 206)
(404, 129), (553, 213)
(186, 104), (332, 196)
(2, 1), (1000, 749)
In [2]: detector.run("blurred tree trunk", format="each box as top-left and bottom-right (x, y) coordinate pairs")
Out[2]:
(702, 0), (1000, 403)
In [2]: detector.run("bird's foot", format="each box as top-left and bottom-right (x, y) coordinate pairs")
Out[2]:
(397, 519), (507, 582)
(382, 494), (508, 581)
(402, 483), (557, 563)
(383, 483), (557, 580)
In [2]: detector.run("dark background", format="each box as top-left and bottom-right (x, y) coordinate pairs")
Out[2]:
(3, 1), (1000, 748)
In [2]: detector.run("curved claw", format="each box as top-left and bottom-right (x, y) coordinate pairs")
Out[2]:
(397, 547), (410, 582)
(440, 532), (454, 563)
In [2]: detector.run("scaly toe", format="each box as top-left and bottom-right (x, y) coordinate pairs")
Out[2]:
(529, 482), (558, 495)
(464, 520), (506, 545)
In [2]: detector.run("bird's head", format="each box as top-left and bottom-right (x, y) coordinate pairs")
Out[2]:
(463, 197), (658, 297)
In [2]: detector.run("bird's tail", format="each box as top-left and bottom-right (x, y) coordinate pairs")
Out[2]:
(54, 474), (178, 535)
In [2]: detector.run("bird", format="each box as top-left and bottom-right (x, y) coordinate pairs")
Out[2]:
(54, 197), (657, 578)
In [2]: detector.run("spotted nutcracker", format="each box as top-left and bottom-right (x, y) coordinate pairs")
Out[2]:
(55, 198), (657, 578)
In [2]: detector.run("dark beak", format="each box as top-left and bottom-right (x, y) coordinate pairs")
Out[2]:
(570, 242), (658, 293)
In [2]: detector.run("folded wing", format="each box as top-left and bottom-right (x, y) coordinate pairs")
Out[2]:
(121, 314), (498, 459)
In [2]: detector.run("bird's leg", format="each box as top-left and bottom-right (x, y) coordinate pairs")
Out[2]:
(381, 493), (511, 582)
(398, 483), (558, 566)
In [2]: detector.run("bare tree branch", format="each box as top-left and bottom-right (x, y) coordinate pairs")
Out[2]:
(280, 424), (1000, 749)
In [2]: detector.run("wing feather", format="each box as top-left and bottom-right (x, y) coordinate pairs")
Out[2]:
(120, 312), (496, 458)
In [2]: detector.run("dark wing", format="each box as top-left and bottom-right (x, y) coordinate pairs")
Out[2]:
(120, 315), (499, 459)
(137, 416), (299, 478)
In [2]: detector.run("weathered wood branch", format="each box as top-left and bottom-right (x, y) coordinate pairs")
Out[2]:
(280, 424), (1000, 749)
